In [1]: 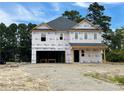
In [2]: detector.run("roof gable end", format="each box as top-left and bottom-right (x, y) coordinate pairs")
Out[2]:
(33, 23), (53, 30)
(72, 19), (100, 30)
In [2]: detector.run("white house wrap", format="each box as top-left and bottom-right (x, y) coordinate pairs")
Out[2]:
(32, 17), (106, 63)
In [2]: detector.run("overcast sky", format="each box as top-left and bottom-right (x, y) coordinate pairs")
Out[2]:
(0, 2), (123, 30)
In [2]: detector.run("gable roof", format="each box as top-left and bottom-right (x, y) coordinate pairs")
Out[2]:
(33, 16), (101, 31)
(34, 23), (53, 30)
(71, 19), (101, 30)
(47, 17), (77, 31)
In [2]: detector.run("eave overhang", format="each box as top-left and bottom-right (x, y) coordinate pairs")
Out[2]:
(70, 43), (107, 49)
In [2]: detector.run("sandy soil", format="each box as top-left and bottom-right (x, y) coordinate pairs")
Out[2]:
(0, 63), (124, 91)
(21, 63), (124, 91)
(0, 65), (49, 91)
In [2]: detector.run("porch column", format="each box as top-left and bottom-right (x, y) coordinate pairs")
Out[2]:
(79, 49), (81, 63)
(66, 49), (72, 63)
(32, 49), (36, 63)
(71, 48), (74, 63)
(103, 49), (106, 63)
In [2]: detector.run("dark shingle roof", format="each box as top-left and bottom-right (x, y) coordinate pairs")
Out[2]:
(47, 17), (77, 31)
(70, 43), (105, 46)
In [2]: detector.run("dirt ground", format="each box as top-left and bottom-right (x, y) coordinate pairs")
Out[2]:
(0, 63), (124, 91)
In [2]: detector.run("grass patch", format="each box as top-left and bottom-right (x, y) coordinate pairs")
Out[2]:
(84, 72), (124, 85)
(111, 76), (124, 84)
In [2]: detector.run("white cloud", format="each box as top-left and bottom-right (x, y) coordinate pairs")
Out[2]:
(15, 5), (36, 21)
(73, 2), (121, 8)
(73, 2), (91, 8)
(0, 4), (48, 25)
(100, 2), (121, 4)
(31, 8), (44, 17)
(0, 10), (17, 26)
(52, 3), (60, 11)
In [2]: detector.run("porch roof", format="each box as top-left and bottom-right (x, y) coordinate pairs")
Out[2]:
(70, 43), (104, 46)
(70, 43), (107, 49)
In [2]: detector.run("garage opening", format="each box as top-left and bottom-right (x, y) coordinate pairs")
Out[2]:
(36, 51), (65, 63)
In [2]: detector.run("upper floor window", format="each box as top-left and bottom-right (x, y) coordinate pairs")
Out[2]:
(75, 32), (78, 39)
(94, 33), (97, 40)
(41, 33), (46, 41)
(84, 33), (87, 39)
(60, 33), (63, 40)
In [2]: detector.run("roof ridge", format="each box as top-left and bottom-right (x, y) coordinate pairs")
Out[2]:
(47, 16), (77, 24)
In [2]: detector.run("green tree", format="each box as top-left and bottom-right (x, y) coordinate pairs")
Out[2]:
(26, 23), (36, 62)
(106, 28), (124, 62)
(0, 23), (7, 59)
(18, 23), (36, 62)
(86, 2), (111, 32)
(62, 10), (84, 22)
(103, 29), (113, 46)
(106, 49), (124, 62)
(0, 22), (36, 62)
(18, 23), (28, 62)
(4, 23), (18, 61)
(110, 28), (124, 49)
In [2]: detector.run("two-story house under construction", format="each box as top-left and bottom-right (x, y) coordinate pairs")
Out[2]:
(32, 17), (106, 63)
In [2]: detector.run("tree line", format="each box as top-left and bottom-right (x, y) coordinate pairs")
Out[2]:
(0, 23), (36, 62)
(0, 2), (124, 62)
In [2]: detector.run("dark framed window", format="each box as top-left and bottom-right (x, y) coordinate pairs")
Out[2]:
(60, 33), (63, 40)
(94, 33), (97, 40)
(81, 50), (84, 56)
(84, 33), (87, 39)
(75, 32), (78, 39)
(41, 33), (46, 41)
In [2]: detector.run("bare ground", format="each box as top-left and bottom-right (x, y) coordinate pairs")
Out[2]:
(0, 64), (49, 91)
(0, 63), (124, 91)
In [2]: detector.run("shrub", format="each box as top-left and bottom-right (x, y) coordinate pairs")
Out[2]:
(106, 49), (124, 62)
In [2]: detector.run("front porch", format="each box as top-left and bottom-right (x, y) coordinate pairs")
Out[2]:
(70, 43), (106, 63)
(72, 49), (102, 63)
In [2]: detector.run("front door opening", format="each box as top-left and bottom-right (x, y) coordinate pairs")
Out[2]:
(36, 51), (65, 63)
(74, 50), (79, 62)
